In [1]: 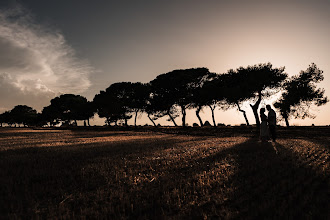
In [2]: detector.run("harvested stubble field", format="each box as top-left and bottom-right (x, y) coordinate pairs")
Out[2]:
(0, 127), (329, 219)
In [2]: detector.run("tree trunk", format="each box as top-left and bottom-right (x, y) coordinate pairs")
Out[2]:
(195, 106), (203, 126)
(284, 115), (290, 127)
(236, 102), (249, 125)
(147, 113), (157, 126)
(124, 117), (128, 127)
(87, 118), (91, 126)
(134, 110), (138, 127)
(250, 91), (262, 127)
(181, 105), (186, 127)
(167, 110), (177, 127)
(209, 105), (216, 127)
(74, 119), (77, 126)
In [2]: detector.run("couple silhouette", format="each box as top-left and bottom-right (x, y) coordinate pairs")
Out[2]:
(260, 105), (276, 142)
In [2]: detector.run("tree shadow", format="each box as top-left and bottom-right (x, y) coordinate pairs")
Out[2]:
(213, 140), (329, 219)
(126, 138), (329, 219)
(0, 132), (328, 219)
(0, 135), (209, 218)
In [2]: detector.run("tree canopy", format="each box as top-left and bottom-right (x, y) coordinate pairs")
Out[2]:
(274, 63), (328, 127)
(0, 62), (327, 127)
(42, 94), (93, 126)
(231, 63), (287, 127)
(0, 105), (39, 127)
(150, 68), (212, 127)
(93, 82), (150, 126)
(222, 69), (255, 125)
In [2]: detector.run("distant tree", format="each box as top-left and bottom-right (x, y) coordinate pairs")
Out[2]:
(42, 105), (61, 126)
(190, 72), (217, 126)
(274, 63), (328, 127)
(93, 91), (111, 125)
(145, 106), (158, 127)
(78, 101), (96, 126)
(144, 94), (158, 127)
(222, 69), (255, 125)
(0, 111), (12, 127)
(43, 94), (90, 126)
(190, 89), (204, 127)
(150, 68), (212, 127)
(93, 90), (123, 126)
(94, 82), (140, 126)
(201, 74), (229, 127)
(189, 74), (227, 127)
(234, 63), (287, 127)
(0, 112), (5, 127)
(34, 113), (48, 127)
(146, 88), (179, 126)
(136, 83), (161, 127)
(127, 83), (150, 127)
(9, 105), (38, 127)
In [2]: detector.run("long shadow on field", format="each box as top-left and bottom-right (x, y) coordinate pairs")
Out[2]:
(124, 138), (251, 218)
(212, 140), (329, 219)
(131, 138), (329, 219)
(1, 133), (329, 219)
(0, 136), (209, 218)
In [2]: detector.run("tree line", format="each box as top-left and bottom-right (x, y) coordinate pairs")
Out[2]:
(0, 63), (328, 128)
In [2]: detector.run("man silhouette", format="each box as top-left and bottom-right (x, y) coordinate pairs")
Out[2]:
(266, 104), (276, 142)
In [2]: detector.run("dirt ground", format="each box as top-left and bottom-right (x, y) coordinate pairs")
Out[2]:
(0, 127), (329, 219)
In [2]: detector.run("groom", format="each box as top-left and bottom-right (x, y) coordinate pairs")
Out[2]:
(266, 105), (276, 142)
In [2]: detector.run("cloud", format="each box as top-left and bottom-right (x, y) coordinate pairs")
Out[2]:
(0, 72), (55, 111)
(0, 5), (93, 111)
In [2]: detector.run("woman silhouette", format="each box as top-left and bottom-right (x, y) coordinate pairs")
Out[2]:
(260, 108), (270, 142)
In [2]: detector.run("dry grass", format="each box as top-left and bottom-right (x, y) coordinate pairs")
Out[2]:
(0, 127), (329, 219)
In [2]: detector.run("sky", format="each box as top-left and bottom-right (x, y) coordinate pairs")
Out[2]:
(0, 0), (329, 126)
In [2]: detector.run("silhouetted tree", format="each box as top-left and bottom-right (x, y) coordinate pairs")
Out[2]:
(190, 86), (206, 126)
(150, 68), (212, 127)
(0, 111), (12, 127)
(94, 83), (138, 126)
(201, 74), (230, 127)
(222, 69), (255, 125)
(146, 89), (179, 126)
(144, 90), (158, 127)
(0, 112), (5, 127)
(79, 101), (96, 126)
(190, 72), (217, 126)
(42, 105), (61, 126)
(34, 113), (48, 127)
(127, 83), (150, 127)
(93, 91), (123, 126)
(43, 94), (90, 126)
(274, 63), (328, 127)
(234, 63), (287, 127)
(9, 105), (38, 127)
(93, 91), (112, 125)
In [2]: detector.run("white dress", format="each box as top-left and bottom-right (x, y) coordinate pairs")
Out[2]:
(260, 114), (269, 140)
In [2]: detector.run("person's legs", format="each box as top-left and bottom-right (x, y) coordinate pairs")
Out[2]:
(269, 125), (276, 141)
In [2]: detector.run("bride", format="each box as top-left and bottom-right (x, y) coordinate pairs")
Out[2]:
(260, 108), (270, 142)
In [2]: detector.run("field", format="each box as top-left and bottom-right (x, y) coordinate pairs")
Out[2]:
(0, 127), (329, 219)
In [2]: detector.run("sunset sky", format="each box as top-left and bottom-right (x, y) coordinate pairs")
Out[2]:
(0, 0), (329, 126)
